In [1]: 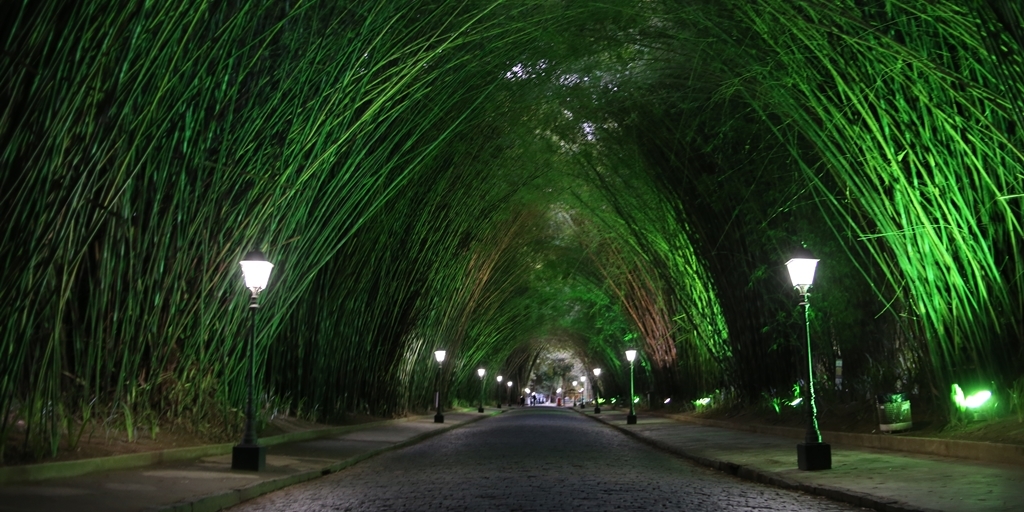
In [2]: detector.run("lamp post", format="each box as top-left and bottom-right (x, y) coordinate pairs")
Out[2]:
(434, 350), (446, 423)
(572, 380), (578, 407)
(477, 368), (486, 413)
(506, 380), (513, 407)
(496, 375), (503, 408)
(232, 250), (273, 471)
(581, 376), (587, 407)
(625, 349), (637, 424)
(786, 248), (831, 471)
(593, 368), (602, 414)
(557, 387), (562, 406)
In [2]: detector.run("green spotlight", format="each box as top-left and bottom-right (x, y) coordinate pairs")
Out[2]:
(952, 384), (992, 410)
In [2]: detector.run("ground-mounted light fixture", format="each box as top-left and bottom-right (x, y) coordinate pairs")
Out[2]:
(593, 368), (602, 414)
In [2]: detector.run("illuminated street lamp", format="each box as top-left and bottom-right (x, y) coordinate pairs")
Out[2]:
(786, 248), (830, 471)
(580, 376), (587, 407)
(477, 368), (486, 413)
(506, 380), (513, 406)
(496, 375), (503, 408)
(232, 250), (273, 471)
(625, 349), (637, 425)
(572, 380), (578, 406)
(434, 350), (447, 423)
(557, 387), (562, 406)
(593, 368), (602, 414)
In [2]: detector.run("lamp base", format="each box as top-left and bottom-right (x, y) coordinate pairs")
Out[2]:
(231, 444), (266, 471)
(594, 406), (601, 414)
(478, 406), (484, 413)
(797, 442), (831, 471)
(626, 414), (637, 425)
(497, 403), (502, 409)
(434, 413), (444, 423)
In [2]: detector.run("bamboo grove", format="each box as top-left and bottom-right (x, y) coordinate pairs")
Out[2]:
(2, 1), (1023, 462)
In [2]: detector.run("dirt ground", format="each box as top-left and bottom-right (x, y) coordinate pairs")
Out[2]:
(1, 413), (382, 466)
(688, 398), (1024, 446)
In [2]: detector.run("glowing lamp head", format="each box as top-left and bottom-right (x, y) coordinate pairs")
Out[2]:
(573, 380), (578, 387)
(581, 376), (586, 382)
(524, 388), (530, 393)
(625, 349), (637, 362)
(507, 381), (512, 387)
(557, 387), (562, 393)
(477, 368), (485, 378)
(785, 247), (818, 295)
(239, 250), (274, 295)
(434, 350), (446, 363)
(593, 368), (601, 377)
(497, 375), (503, 383)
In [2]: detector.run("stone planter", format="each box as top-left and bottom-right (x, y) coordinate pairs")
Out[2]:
(877, 394), (912, 432)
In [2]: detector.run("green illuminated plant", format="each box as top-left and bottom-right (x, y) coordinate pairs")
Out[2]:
(1011, 377), (1024, 423)
(3, 0), (1024, 463)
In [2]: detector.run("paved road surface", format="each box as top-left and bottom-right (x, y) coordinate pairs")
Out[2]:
(230, 407), (867, 511)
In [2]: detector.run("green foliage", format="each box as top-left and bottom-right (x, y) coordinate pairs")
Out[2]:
(3, 0), (1024, 462)
(1011, 377), (1024, 423)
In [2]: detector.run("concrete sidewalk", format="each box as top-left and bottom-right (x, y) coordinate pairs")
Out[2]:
(583, 408), (1024, 512)
(0, 410), (494, 512)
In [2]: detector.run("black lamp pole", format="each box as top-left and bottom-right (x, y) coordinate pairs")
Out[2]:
(626, 350), (637, 424)
(434, 352), (445, 423)
(796, 293), (831, 469)
(232, 250), (272, 471)
(787, 249), (831, 471)
(478, 370), (485, 413)
(244, 298), (257, 445)
(593, 369), (602, 414)
(802, 296), (821, 444)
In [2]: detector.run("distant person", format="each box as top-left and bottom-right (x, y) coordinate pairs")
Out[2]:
(519, 395), (526, 407)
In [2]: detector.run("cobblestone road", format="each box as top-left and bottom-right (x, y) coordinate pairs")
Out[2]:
(230, 408), (867, 511)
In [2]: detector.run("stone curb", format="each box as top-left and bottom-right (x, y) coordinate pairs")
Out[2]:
(0, 410), (474, 485)
(582, 411), (944, 512)
(152, 411), (497, 512)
